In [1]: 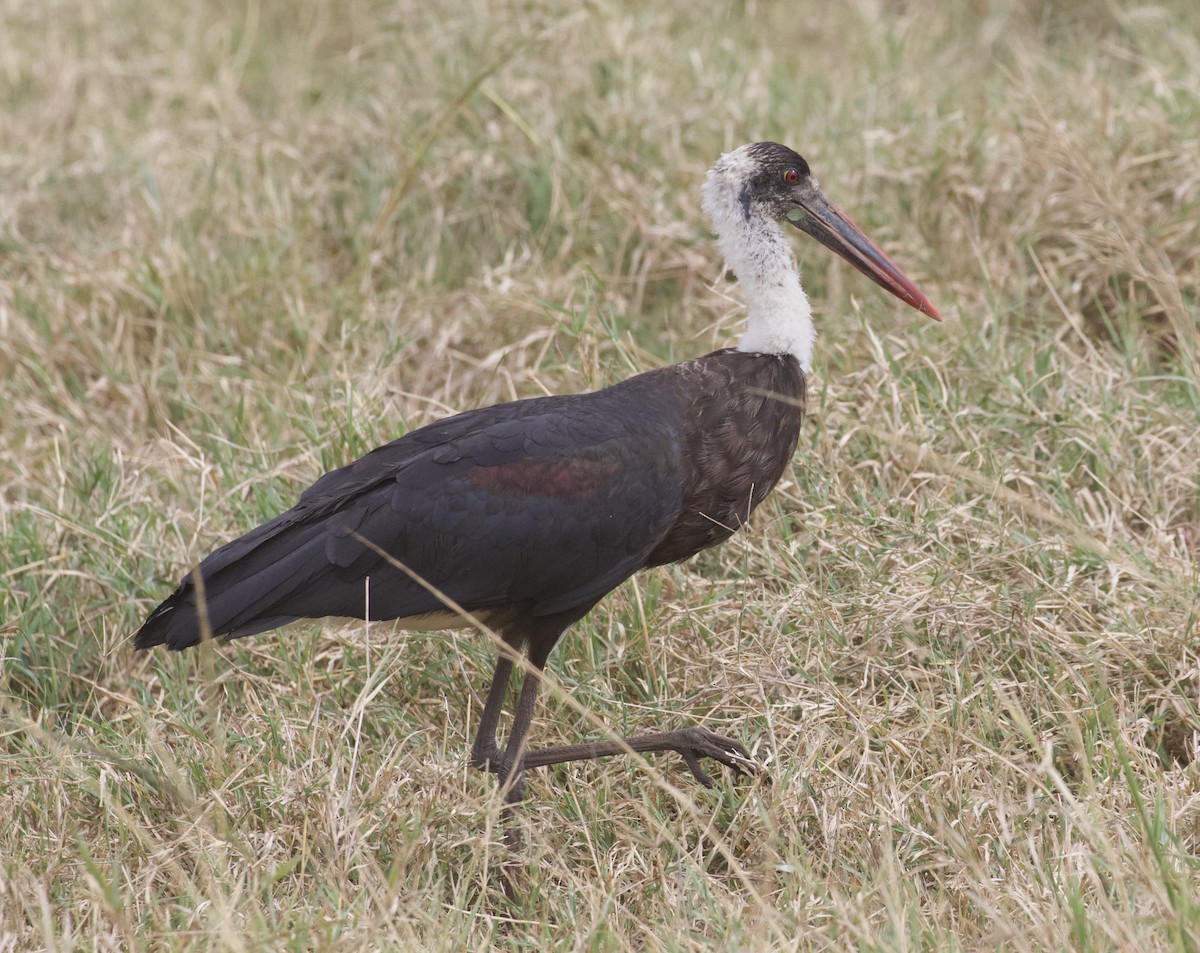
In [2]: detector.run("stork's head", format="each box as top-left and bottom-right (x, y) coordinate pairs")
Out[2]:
(703, 142), (940, 320)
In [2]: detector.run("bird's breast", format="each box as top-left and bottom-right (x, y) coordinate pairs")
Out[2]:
(645, 351), (805, 566)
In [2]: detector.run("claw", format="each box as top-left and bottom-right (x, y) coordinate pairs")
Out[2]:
(680, 749), (716, 787)
(675, 726), (766, 785)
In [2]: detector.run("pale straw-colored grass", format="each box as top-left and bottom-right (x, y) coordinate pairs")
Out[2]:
(2, 0), (1199, 948)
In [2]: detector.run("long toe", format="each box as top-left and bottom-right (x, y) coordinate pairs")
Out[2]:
(677, 726), (765, 782)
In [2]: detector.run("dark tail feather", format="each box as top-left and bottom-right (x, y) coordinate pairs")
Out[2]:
(133, 592), (189, 650)
(134, 519), (331, 651)
(134, 584), (302, 651)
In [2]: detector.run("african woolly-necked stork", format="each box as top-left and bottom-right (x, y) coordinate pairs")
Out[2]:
(136, 142), (939, 814)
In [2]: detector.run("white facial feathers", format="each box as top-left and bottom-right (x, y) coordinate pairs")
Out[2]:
(701, 145), (815, 372)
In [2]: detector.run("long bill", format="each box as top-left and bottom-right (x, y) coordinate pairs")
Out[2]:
(787, 191), (941, 320)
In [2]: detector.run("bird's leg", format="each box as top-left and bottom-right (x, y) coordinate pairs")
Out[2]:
(497, 664), (761, 792)
(517, 727), (763, 788)
(470, 639), (760, 813)
(467, 649), (537, 863)
(495, 656), (546, 808)
(468, 649), (551, 800)
(487, 655), (551, 859)
(474, 647), (760, 797)
(469, 653), (514, 776)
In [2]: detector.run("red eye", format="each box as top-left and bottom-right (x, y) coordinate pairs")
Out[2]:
(783, 168), (800, 185)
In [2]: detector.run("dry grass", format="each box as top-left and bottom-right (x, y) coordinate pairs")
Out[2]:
(2, 0), (1200, 948)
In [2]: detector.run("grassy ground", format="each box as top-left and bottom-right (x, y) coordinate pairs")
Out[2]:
(3, 0), (1200, 948)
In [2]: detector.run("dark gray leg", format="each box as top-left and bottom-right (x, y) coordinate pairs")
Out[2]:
(495, 658), (545, 806)
(492, 661), (762, 805)
(519, 727), (761, 787)
(490, 653), (552, 859)
(469, 654), (514, 775)
(465, 608), (762, 865)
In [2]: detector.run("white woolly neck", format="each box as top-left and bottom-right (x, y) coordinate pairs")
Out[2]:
(701, 148), (815, 373)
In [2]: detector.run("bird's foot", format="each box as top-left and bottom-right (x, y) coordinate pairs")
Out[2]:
(668, 725), (765, 788)
(470, 738), (506, 774)
(513, 725), (767, 787)
(470, 746), (529, 805)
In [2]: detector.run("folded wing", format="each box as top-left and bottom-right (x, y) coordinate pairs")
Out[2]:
(135, 390), (686, 650)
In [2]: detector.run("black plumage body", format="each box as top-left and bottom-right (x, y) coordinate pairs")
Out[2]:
(135, 141), (938, 829)
(135, 348), (805, 659)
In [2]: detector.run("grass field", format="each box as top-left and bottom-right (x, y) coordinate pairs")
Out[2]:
(3, 0), (1200, 948)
